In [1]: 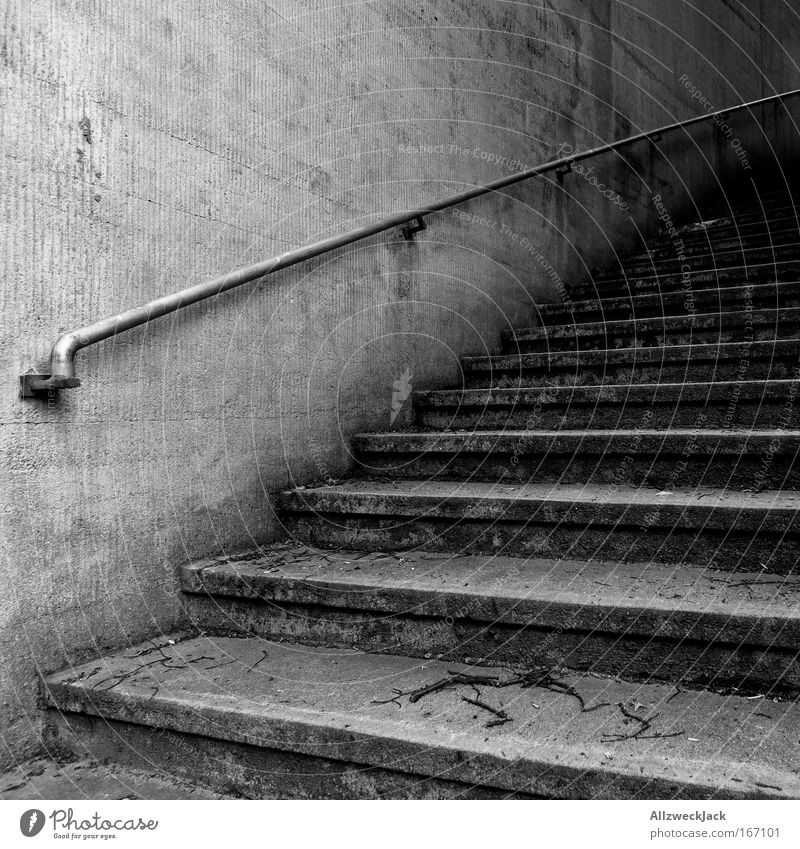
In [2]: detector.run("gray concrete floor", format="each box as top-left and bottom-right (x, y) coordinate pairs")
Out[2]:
(0, 755), (234, 800)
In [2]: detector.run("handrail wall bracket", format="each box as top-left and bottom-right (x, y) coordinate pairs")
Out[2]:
(555, 161), (573, 183)
(19, 371), (81, 398)
(401, 216), (427, 240)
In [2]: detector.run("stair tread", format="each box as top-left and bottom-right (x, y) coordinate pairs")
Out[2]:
(180, 545), (800, 647)
(354, 428), (800, 447)
(568, 260), (798, 296)
(462, 339), (800, 369)
(598, 245), (800, 276)
(416, 379), (800, 404)
(45, 634), (800, 799)
(359, 426), (800, 435)
(613, 231), (800, 264)
(507, 306), (798, 340)
(286, 478), (798, 505)
(541, 280), (800, 316)
(674, 213), (800, 235)
(598, 242), (800, 267)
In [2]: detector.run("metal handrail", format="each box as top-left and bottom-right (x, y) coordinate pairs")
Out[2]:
(20, 87), (800, 396)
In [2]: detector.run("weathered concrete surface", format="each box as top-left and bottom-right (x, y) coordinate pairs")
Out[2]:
(504, 308), (800, 352)
(539, 281), (800, 324)
(353, 428), (800, 487)
(180, 545), (800, 693)
(573, 262), (800, 300)
(412, 381), (800, 431)
(182, 546), (800, 644)
(600, 231), (800, 269)
(461, 340), (800, 389)
(589, 191), (800, 274)
(616, 237), (800, 273)
(43, 634), (800, 799)
(0, 755), (233, 800)
(592, 245), (800, 281)
(279, 480), (800, 571)
(3, 0), (800, 769)
(417, 380), (800, 408)
(591, 189), (800, 278)
(51, 713), (539, 800)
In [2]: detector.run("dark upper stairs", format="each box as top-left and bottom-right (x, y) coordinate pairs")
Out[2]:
(44, 180), (800, 799)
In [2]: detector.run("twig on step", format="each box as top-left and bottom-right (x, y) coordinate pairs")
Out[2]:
(249, 650), (269, 671)
(602, 702), (685, 742)
(406, 673), (504, 704)
(665, 684), (686, 704)
(461, 695), (512, 728)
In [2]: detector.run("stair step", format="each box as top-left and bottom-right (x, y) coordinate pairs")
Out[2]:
(592, 244), (800, 282)
(279, 480), (800, 572)
(503, 308), (800, 353)
(180, 546), (800, 694)
(44, 635), (800, 799)
(540, 280), (800, 325)
(353, 428), (800, 489)
(666, 213), (800, 248)
(605, 226), (800, 270)
(685, 197), (800, 227)
(705, 184), (800, 209)
(675, 210), (800, 237)
(615, 197), (800, 259)
(413, 379), (800, 431)
(567, 260), (799, 301)
(462, 340), (800, 388)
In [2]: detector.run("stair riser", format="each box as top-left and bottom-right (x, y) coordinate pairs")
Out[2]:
(567, 264), (798, 300)
(463, 356), (800, 388)
(539, 287), (800, 325)
(283, 515), (799, 573)
(50, 713), (527, 800)
(355, 451), (800, 489)
(505, 320), (798, 353)
(185, 595), (800, 697)
(415, 399), (800, 430)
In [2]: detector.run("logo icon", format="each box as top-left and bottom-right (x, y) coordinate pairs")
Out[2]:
(390, 366), (414, 425)
(20, 810), (45, 837)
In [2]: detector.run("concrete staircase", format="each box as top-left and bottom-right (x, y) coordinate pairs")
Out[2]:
(45, 183), (800, 799)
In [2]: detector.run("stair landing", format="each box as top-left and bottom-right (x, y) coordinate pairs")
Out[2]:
(45, 633), (800, 800)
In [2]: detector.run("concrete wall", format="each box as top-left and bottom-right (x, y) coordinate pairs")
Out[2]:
(1, 0), (799, 769)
